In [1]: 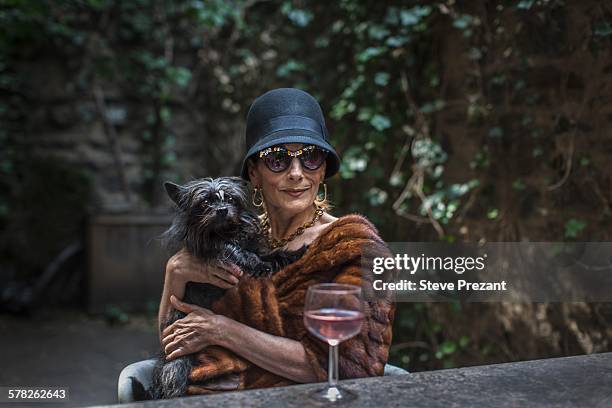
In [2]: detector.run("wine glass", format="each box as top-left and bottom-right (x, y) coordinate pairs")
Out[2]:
(304, 283), (365, 403)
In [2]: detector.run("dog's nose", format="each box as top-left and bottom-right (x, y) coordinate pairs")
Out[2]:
(217, 208), (228, 217)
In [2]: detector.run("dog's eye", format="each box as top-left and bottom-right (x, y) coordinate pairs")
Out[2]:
(203, 199), (210, 205)
(226, 196), (233, 202)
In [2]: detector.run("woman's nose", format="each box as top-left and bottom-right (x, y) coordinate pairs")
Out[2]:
(287, 157), (304, 180)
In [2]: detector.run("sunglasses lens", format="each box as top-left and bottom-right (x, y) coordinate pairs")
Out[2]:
(259, 146), (328, 172)
(264, 151), (290, 172)
(302, 148), (328, 170)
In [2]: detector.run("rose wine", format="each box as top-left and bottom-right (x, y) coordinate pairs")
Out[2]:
(304, 308), (365, 343)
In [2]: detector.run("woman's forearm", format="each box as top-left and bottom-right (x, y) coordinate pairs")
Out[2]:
(219, 316), (319, 383)
(158, 266), (187, 343)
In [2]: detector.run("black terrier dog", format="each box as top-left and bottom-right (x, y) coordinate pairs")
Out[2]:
(130, 177), (306, 400)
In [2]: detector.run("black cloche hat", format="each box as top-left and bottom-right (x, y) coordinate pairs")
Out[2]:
(240, 88), (341, 181)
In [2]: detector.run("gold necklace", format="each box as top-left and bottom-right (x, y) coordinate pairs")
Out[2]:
(261, 205), (324, 250)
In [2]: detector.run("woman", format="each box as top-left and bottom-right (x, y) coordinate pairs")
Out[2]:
(118, 88), (397, 401)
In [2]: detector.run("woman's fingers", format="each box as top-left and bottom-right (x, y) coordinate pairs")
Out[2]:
(211, 262), (242, 284)
(162, 328), (181, 348)
(164, 332), (209, 361)
(162, 318), (186, 338)
(225, 263), (243, 279)
(165, 340), (189, 360)
(163, 334), (180, 353)
(217, 262), (241, 276)
(209, 273), (235, 289)
(164, 331), (191, 355)
(214, 270), (239, 284)
(166, 346), (188, 361)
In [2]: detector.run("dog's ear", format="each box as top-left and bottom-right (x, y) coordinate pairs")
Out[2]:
(164, 181), (184, 206)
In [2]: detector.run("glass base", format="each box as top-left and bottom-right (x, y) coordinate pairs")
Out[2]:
(308, 385), (357, 403)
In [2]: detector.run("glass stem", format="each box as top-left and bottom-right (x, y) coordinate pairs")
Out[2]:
(328, 341), (339, 388)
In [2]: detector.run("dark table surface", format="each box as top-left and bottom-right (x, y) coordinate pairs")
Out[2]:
(92, 352), (612, 408)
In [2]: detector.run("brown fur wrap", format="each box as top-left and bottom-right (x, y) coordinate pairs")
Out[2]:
(186, 214), (396, 395)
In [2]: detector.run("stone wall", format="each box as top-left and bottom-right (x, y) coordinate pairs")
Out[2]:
(23, 66), (247, 212)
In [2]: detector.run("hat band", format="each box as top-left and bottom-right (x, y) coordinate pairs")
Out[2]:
(247, 115), (328, 146)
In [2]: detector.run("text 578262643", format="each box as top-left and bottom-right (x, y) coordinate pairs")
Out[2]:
(1, 387), (68, 402)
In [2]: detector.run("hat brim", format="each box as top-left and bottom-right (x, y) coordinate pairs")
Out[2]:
(240, 129), (341, 181)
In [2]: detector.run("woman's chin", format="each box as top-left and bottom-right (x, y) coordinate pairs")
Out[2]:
(279, 198), (314, 213)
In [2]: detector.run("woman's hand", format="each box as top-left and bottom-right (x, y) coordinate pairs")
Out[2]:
(162, 295), (228, 360)
(167, 248), (243, 289)
(158, 250), (242, 343)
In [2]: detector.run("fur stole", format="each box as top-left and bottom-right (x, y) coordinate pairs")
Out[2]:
(185, 214), (396, 395)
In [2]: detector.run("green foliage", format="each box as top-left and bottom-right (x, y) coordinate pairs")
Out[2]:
(564, 218), (587, 239)
(470, 148), (490, 169)
(593, 22), (612, 37)
(391, 302), (473, 371)
(0, 0), (248, 206)
(516, 0), (536, 10)
(487, 208), (499, 220)
(512, 179), (526, 191)
(339, 146), (368, 179)
(488, 126), (504, 138)
(105, 305), (130, 325)
(281, 2), (313, 27)
(145, 300), (158, 318)
(422, 180), (480, 225)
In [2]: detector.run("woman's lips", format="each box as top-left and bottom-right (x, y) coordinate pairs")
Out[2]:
(283, 188), (309, 197)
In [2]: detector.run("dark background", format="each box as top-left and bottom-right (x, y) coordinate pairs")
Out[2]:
(1, 0), (611, 394)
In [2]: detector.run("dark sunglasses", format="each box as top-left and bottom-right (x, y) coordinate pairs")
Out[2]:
(258, 145), (329, 173)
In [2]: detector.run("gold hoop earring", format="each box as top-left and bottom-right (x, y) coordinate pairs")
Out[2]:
(252, 187), (264, 207)
(317, 182), (327, 202)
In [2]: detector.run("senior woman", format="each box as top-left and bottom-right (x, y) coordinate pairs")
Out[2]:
(118, 88), (398, 402)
